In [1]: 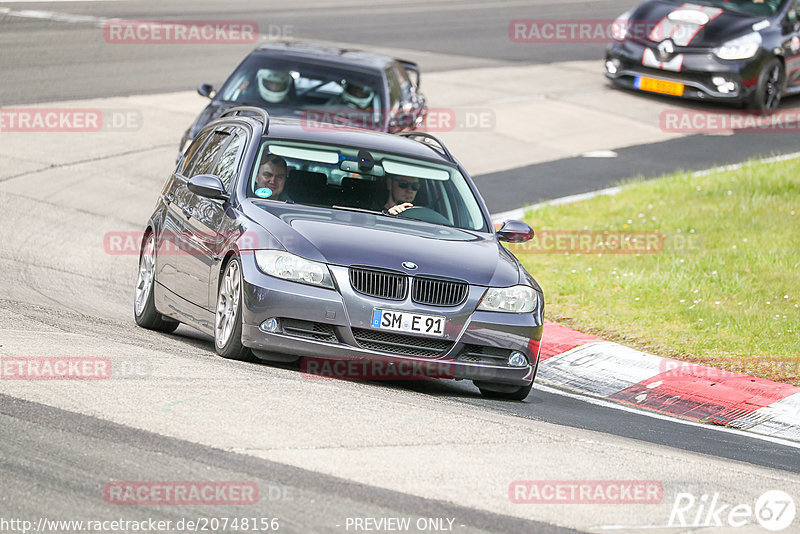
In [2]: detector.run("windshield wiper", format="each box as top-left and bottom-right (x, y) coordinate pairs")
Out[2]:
(331, 205), (386, 216)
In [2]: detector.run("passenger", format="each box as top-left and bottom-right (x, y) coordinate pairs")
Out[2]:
(384, 175), (420, 215)
(255, 69), (293, 104)
(254, 154), (291, 201)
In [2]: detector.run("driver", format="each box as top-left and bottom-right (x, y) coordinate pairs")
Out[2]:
(254, 154), (291, 201)
(255, 69), (293, 104)
(341, 81), (375, 110)
(384, 175), (420, 215)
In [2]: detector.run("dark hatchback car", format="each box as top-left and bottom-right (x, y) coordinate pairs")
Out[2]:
(179, 42), (427, 153)
(135, 107), (543, 401)
(605, 0), (800, 110)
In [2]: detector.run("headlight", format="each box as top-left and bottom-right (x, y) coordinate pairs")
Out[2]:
(477, 285), (538, 313)
(713, 32), (762, 60)
(610, 11), (631, 41)
(254, 250), (334, 289)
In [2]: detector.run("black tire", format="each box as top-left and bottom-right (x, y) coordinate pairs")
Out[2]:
(475, 381), (533, 401)
(748, 58), (784, 112)
(134, 232), (180, 333)
(214, 256), (255, 361)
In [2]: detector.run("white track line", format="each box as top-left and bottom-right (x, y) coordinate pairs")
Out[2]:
(536, 383), (800, 450)
(491, 151), (800, 223)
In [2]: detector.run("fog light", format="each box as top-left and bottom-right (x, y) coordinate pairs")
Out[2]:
(261, 318), (280, 333)
(508, 351), (528, 367)
(712, 76), (736, 94)
(605, 60), (620, 75)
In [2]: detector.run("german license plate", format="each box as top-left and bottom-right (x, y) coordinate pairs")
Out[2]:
(371, 309), (445, 337)
(635, 76), (685, 96)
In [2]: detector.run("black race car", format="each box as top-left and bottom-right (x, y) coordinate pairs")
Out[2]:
(605, 0), (800, 110)
(179, 42), (427, 154)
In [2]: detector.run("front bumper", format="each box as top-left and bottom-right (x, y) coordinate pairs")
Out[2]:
(238, 256), (542, 387)
(605, 40), (763, 104)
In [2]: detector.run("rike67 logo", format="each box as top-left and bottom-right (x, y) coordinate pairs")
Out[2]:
(669, 490), (796, 531)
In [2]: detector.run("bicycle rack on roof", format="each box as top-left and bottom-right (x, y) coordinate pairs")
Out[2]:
(220, 106), (270, 135)
(398, 132), (455, 164)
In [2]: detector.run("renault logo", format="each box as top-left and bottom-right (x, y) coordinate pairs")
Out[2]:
(657, 39), (675, 59)
(401, 261), (418, 270)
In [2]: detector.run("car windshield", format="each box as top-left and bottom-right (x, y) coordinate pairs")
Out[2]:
(217, 55), (384, 127)
(247, 140), (488, 232)
(666, 0), (786, 16)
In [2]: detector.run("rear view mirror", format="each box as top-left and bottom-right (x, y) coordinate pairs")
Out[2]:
(197, 83), (216, 99)
(187, 174), (228, 200)
(497, 220), (534, 243)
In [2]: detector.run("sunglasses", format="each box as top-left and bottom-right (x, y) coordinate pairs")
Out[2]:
(395, 181), (421, 191)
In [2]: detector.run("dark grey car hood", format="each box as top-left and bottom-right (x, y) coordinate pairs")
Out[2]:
(631, 0), (774, 48)
(243, 201), (522, 287)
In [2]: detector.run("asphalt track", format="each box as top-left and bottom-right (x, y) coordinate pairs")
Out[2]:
(1, 1), (800, 533)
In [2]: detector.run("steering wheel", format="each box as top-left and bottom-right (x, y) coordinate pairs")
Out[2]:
(398, 206), (451, 225)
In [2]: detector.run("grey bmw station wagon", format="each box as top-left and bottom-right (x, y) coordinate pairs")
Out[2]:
(135, 107), (544, 400)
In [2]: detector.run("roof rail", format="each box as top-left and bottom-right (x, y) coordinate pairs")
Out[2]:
(220, 106), (270, 135)
(398, 132), (455, 163)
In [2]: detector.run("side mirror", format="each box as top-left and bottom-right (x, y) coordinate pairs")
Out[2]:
(397, 60), (421, 88)
(197, 83), (216, 99)
(187, 174), (228, 200)
(497, 220), (534, 243)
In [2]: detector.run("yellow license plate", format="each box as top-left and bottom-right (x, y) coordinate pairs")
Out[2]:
(636, 77), (685, 96)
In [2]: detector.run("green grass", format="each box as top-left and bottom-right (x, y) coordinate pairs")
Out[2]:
(512, 157), (800, 385)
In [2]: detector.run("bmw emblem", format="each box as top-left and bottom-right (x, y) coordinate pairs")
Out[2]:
(401, 261), (418, 270)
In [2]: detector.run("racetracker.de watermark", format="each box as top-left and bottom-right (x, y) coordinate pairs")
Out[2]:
(509, 480), (664, 504)
(104, 481), (259, 505)
(298, 108), (495, 133)
(104, 231), (264, 256)
(103, 20), (264, 44)
(1, 357), (111, 380)
(659, 359), (800, 380)
(509, 19), (663, 43)
(661, 109), (800, 134)
(0, 108), (142, 132)
(302, 358), (459, 381)
(508, 230), (664, 254)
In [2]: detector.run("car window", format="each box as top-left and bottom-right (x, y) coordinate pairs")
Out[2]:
(790, 0), (800, 20)
(248, 140), (488, 232)
(180, 129), (213, 177)
(393, 64), (413, 102)
(190, 131), (230, 178)
(385, 67), (401, 112)
(684, 0), (784, 15)
(213, 131), (244, 189)
(216, 56), (383, 115)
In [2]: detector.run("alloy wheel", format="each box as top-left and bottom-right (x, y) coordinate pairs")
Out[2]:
(135, 234), (156, 316)
(216, 260), (241, 348)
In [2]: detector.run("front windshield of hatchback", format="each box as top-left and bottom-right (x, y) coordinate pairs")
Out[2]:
(666, 0), (786, 15)
(247, 140), (488, 232)
(217, 56), (384, 128)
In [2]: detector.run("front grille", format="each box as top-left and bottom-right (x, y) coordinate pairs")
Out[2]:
(281, 318), (338, 343)
(456, 345), (512, 366)
(352, 328), (453, 358)
(349, 267), (407, 300)
(412, 277), (468, 307)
